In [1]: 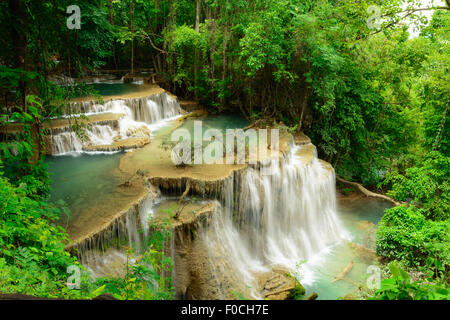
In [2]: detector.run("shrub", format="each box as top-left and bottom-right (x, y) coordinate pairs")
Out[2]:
(376, 205), (450, 268)
(369, 261), (449, 300)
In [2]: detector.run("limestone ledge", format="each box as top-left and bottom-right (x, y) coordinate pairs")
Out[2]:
(65, 194), (148, 253)
(70, 84), (165, 103)
(82, 136), (150, 152)
(0, 113), (125, 134)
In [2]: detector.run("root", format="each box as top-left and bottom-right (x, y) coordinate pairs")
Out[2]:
(178, 181), (191, 204)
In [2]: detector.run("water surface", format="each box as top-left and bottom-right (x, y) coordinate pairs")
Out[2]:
(301, 197), (392, 300)
(46, 152), (124, 226)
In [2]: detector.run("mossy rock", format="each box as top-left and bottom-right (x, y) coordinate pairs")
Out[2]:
(287, 278), (306, 299)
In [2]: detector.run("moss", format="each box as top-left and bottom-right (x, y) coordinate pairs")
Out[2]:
(287, 278), (306, 300)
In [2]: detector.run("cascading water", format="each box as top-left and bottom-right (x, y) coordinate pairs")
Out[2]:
(77, 142), (349, 298)
(65, 92), (180, 121)
(50, 92), (181, 155)
(85, 125), (117, 146)
(78, 192), (159, 279)
(123, 94), (180, 124)
(50, 124), (117, 155)
(203, 143), (350, 297)
(51, 131), (84, 154)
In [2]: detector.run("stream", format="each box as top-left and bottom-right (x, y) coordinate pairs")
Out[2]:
(46, 82), (392, 300)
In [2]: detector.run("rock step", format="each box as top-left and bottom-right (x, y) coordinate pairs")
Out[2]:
(179, 100), (200, 112)
(1, 113), (125, 134)
(294, 143), (315, 166)
(82, 136), (150, 152)
(293, 131), (311, 145)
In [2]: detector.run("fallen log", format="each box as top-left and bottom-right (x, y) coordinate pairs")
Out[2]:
(307, 292), (318, 300)
(336, 176), (401, 206)
(332, 261), (354, 283)
(351, 242), (376, 255)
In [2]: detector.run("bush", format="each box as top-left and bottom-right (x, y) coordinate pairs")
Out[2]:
(0, 166), (83, 297)
(376, 205), (450, 268)
(369, 261), (449, 300)
(381, 152), (450, 221)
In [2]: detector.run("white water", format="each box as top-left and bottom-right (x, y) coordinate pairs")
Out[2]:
(203, 144), (350, 297)
(51, 124), (117, 155)
(85, 125), (117, 146)
(50, 92), (181, 155)
(80, 192), (159, 279)
(51, 132), (84, 154)
(79, 143), (349, 297)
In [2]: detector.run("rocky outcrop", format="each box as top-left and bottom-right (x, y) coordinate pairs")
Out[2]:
(256, 266), (304, 300)
(64, 124), (321, 301)
(83, 126), (151, 152)
(82, 136), (150, 152)
(179, 100), (201, 112)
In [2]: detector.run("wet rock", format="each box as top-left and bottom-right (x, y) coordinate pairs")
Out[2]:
(256, 266), (300, 300)
(355, 220), (376, 231)
(307, 292), (318, 300)
(293, 132), (311, 145)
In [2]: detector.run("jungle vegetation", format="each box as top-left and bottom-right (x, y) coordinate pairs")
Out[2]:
(0, 0), (448, 300)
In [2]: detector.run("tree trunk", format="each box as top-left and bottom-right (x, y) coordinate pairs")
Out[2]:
(109, 0), (118, 69)
(195, 0), (201, 32)
(8, 0), (27, 107)
(194, 0), (202, 100)
(155, 0), (159, 31)
(130, 0), (134, 73)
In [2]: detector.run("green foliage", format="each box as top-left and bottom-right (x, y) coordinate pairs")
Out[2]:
(381, 152), (450, 220)
(287, 280), (306, 300)
(376, 205), (449, 268)
(78, 3), (114, 68)
(0, 162), (79, 297)
(94, 222), (175, 300)
(0, 168), (73, 270)
(0, 0), (448, 302)
(369, 261), (449, 300)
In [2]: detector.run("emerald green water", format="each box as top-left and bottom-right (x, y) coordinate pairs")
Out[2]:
(301, 197), (392, 300)
(180, 114), (250, 134)
(90, 83), (147, 96)
(46, 114), (248, 232)
(71, 83), (147, 97)
(46, 152), (124, 225)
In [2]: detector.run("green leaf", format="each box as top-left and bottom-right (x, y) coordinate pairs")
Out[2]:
(92, 285), (106, 297)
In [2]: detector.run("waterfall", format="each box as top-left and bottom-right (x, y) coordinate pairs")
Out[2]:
(50, 124), (117, 155)
(203, 143), (349, 297)
(65, 101), (108, 115)
(126, 194), (157, 252)
(71, 140), (348, 299)
(51, 92), (181, 155)
(123, 93), (181, 124)
(77, 192), (159, 279)
(65, 92), (180, 123)
(51, 131), (84, 154)
(85, 125), (117, 146)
